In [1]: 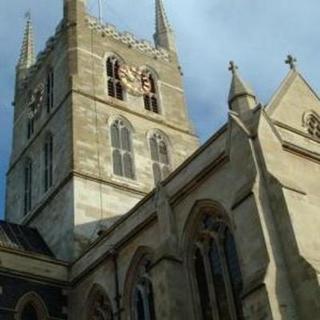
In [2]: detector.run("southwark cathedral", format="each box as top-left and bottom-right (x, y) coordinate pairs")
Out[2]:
(0, 0), (319, 319)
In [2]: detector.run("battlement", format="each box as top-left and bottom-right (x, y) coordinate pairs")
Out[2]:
(86, 15), (170, 62)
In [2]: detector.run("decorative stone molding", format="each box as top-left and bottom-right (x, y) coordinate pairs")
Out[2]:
(86, 15), (170, 62)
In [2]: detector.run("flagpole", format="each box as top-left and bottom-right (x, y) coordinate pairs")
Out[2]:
(98, 0), (103, 23)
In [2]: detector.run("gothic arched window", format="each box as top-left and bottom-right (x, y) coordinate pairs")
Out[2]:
(190, 212), (244, 320)
(303, 111), (320, 139)
(149, 133), (170, 184)
(143, 72), (159, 113)
(46, 68), (54, 113)
(87, 285), (114, 320)
(21, 303), (39, 320)
(111, 119), (135, 179)
(43, 134), (53, 192)
(131, 257), (156, 320)
(107, 56), (124, 100)
(16, 293), (48, 320)
(24, 158), (33, 215)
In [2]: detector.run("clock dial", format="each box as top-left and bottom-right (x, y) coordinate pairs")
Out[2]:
(118, 64), (152, 97)
(27, 83), (44, 119)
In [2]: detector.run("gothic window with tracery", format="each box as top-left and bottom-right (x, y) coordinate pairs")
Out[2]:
(143, 72), (159, 113)
(44, 134), (53, 192)
(149, 133), (170, 184)
(191, 213), (244, 320)
(21, 303), (39, 320)
(132, 257), (156, 320)
(107, 56), (124, 100)
(111, 119), (135, 179)
(87, 287), (114, 320)
(304, 112), (320, 139)
(46, 68), (54, 112)
(24, 158), (33, 215)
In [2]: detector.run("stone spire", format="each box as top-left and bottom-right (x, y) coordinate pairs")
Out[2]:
(154, 0), (176, 52)
(17, 12), (35, 78)
(228, 61), (257, 113)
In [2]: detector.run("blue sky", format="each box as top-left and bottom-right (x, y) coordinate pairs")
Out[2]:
(0, 0), (320, 216)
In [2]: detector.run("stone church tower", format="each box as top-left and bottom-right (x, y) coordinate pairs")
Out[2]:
(5, 0), (199, 261)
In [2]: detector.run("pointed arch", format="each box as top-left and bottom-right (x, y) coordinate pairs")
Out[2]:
(86, 284), (114, 320)
(183, 199), (244, 320)
(106, 53), (125, 101)
(123, 246), (156, 320)
(15, 291), (49, 320)
(109, 116), (135, 179)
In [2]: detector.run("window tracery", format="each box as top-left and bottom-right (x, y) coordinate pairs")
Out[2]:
(131, 256), (156, 320)
(190, 212), (244, 320)
(149, 133), (170, 184)
(303, 112), (320, 139)
(87, 287), (114, 320)
(107, 56), (124, 100)
(111, 119), (135, 179)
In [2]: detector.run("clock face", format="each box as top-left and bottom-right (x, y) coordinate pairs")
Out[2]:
(27, 83), (44, 119)
(118, 64), (151, 97)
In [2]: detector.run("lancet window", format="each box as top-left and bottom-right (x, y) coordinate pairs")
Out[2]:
(149, 133), (170, 184)
(87, 286), (114, 320)
(21, 303), (39, 320)
(131, 257), (156, 320)
(111, 119), (135, 179)
(24, 158), (33, 215)
(191, 212), (244, 320)
(107, 56), (124, 100)
(143, 72), (159, 113)
(46, 68), (54, 112)
(44, 134), (53, 192)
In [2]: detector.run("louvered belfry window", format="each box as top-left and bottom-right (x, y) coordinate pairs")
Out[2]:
(111, 120), (135, 179)
(24, 159), (33, 215)
(149, 133), (170, 184)
(107, 56), (124, 100)
(192, 214), (244, 320)
(143, 73), (159, 113)
(44, 134), (53, 192)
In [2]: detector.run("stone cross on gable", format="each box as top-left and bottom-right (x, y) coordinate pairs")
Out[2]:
(285, 55), (297, 70)
(229, 61), (238, 74)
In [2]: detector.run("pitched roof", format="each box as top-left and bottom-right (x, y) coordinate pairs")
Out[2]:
(0, 221), (54, 257)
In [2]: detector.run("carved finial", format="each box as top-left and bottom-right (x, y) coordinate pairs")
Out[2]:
(285, 55), (297, 70)
(25, 10), (31, 20)
(229, 61), (238, 74)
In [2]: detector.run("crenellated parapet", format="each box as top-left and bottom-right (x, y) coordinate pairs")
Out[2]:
(86, 15), (170, 62)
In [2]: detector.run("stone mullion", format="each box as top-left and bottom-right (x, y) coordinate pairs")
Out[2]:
(200, 241), (220, 320)
(216, 234), (238, 320)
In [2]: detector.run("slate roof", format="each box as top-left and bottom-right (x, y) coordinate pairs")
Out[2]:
(0, 220), (54, 257)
